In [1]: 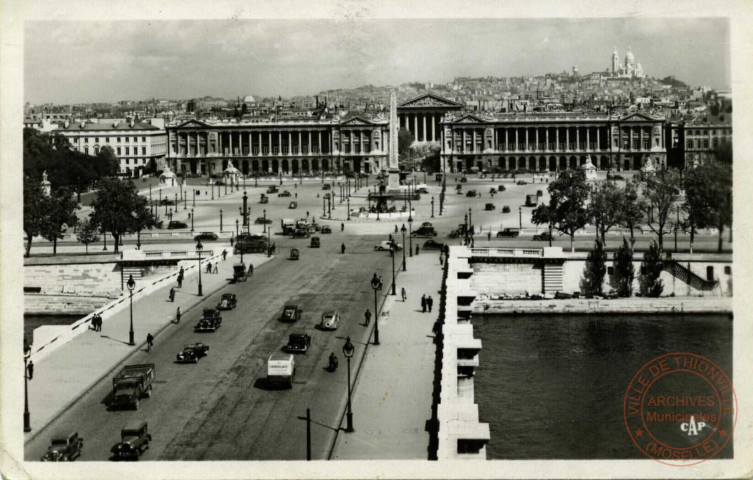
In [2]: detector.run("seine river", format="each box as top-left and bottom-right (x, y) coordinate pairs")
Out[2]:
(472, 314), (733, 459)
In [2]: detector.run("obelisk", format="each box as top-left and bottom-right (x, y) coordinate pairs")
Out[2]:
(387, 90), (400, 191)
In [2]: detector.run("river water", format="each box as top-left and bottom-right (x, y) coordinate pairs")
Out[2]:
(472, 314), (733, 459)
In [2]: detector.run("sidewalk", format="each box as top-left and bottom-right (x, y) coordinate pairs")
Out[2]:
(331, 252), (442, 460)
(24, 248), (274, 443)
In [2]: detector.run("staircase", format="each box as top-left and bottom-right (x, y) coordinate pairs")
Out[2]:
(543, 263), (564, 293)
(121, 266), (143, 283)
(664, 261), (718, 292)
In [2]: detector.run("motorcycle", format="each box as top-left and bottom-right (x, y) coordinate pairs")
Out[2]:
(327, 353), (339, 372)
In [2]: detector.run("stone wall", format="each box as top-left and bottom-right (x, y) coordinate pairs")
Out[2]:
(25, 262), (121, 297)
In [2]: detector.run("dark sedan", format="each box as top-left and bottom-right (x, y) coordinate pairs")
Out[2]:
(176, 343), (210, 363)
(167, 221), (188, 230)
(422, 239), (446, 250)
(194, 232), (219, 241)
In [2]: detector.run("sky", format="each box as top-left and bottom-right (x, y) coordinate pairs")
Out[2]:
(24, 18), (730, 104)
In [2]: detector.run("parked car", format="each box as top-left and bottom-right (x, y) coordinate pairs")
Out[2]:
(284, 331), (311, 353)
(319, 311), (340, 330)
(167, 220), (188, 230)
(497, 228), (520, 238)
(194, 232), (218, 241)
(267, 186), (278, 194)
(484, 203), (496, 211)
(320, 225), (332, 234)
(41, 431), (84, 462)
(267, 353), (295, 388)
(291, 227), (310, 238)
(466, 190), (477, 197)
(255, 217), (272, 224)
(502, 205), (511, 213)
(216, 293), (237, 310)
(195, 308), (222, 332)
(310, 236), (321, 248)
(555, 291), (573, 299)
(411, 226), (437, 238)
(423, 239), (446, 251)
(260, 195), (269, 204)
(281, 304), (302, 322)
(279, 190), (292, 197)
(289, 201), (298, 209)
(460, 177), (468, 183)
(533, 232), (553, 241)
(525, 194), (539, 207)
(322, 184), (331, 190)
(176, 343), (209, 363)
(375, 241), (401, 251)
(110, 422), (151, 460)
(416, 187), (429, 194)
(516, 180), (528, 185)
(498, 185), (506, 192)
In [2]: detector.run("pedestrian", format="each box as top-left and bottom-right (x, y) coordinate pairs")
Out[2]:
(401, 287), (407, 302)
(421, 294), (427, 313)
(146, 333), (154, 352)
(415, 244), (420, 256)
(394, 225), (398, 233)
(27, 361), (34, 380)
(439, 251), (444, 265)
(177, 269), (184, 288)
(341, 222), (344, 231)
(364, 308), (371, 326)
(222, 249), (228, 261)
(428, 295), (434, 312)
(213, 263), (219, 274)
(295, 192), (298, 198)
(169, 287), (175, 302)
(488, 232), (491, 242)
(230, 235), (234, 247)
(97, 314), (103, 331)
(206, 262), (212, 274)
(341, 243), (346, 254)
(176, 306), (182, 324)
(91, 314), (98, 331)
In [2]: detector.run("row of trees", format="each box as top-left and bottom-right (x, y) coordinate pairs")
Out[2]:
(580, 238), (665, 298)
(532, 163), (732, 254)
(24, 177), (158, 257)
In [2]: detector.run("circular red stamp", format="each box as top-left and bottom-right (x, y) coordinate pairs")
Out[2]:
(623, 352), (737, 466)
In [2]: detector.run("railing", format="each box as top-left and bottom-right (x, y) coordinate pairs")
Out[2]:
(664, 260), (719, 292)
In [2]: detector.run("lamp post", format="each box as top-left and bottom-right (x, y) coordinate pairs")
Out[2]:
(220, 209), (223, 232)
(408, 216), (413, 257)
(267, 225), (272, 258)
(464, 213), (469, 245)
(431, 196), (435, 218)
(175, 193), (179, 211)
(322, 197), (326, 217)
(23, 349), (32, 432)
(347, 197), (350, 221)
(401, 224), (407, 271)
(190, 208), (194, 232)
(343, 337), (355, 433)
(103, 231), (108, 251)
(196, 239), (204, 296)
(125, 273), (136, 347)
(263, 209), (267, 234)
(390, 245), (397, 295)
(235, 219), (239, 237)
(167, 208), (173, 224)
(370, 273), (382, 345)
(328, 196), (332, 219)
(192, 189), (196, 207)
(519, 206), (522, 229)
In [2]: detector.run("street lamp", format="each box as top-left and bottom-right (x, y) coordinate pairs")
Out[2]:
(401, 224), (407, 271)
(370, 273), (382, 346)
(242, 190), (249, 229)
(347, 197), (350, 221)
(175, 193), (179, 211)
(408, 216), (413, 257)
(263, 209), (267, 234)
(220, 209), (223, 232)
(127, 274), (136, 346)
(390, 244), (397, 295)
(23, 349), (32, 432)
(236, 219), (239, 237)
(267, 225), (272, 258)
(192, 189), (196, 207)
(431, 196), (435, 218)
(519, 206), (522, 229)
(190, 208), (194, 232)
(196, 239), (204, 296)
(343, 336), (355, 433)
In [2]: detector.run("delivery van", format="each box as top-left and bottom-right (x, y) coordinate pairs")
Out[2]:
(267, 353), (295, 388)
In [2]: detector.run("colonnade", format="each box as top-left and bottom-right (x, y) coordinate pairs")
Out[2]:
(398, 111), (443, 142)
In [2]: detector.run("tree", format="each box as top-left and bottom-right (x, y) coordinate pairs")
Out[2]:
(580, 239), (607, 296)
(89, 178), (156, 254)
(682, 164), (718, 253)
(616, 179), (644, 248)
(588, 181), (622, 244)
(641, 169), (682, 250)
(639, 240), (664, 297)
(398, 128), (414, 160)
(23, 176), (46, 257)
(531, 203), (554, 247)
(611, 237), (635, 297)
(40, 187), (80, 255)
(538, 169), (589, 251)
(76, 218), (100, 255)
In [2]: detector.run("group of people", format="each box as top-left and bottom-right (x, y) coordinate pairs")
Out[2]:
(421, 294), (434, 313)
(90, 313), (103, 331)
(205, 262), (219, 274)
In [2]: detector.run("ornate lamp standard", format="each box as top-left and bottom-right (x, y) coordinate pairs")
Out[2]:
(220, 209), (223, 232)
(389, 244), (397, 295)
(342, 337), (355, 433)
(408, 216), (414, 257)
(127, 274), (136, 346)
(190, 208), (194, 233)
(241, 190), (249, 232)
(175, 193), (179, 211)
(431, 196), (435, 218)
(235, 219), (239, 237)
(370, 273), (382, 345)
(519, 206), (522, 229)
(347, 197), (350, 221)
(23, 348), (33, 432)
(196, 239), (204, 296)
(401, 224), (407, 271)
(263, 209), (267, 234)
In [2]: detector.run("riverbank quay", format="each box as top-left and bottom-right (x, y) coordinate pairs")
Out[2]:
(472, 295), (732, 315)
(23, 250), (273, 443)
(331, 253), (440, 460)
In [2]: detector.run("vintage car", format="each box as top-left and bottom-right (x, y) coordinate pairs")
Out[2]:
(533, 232), (553, 241)
(260, 194), (269, 204)
(375, 241), (401, 251)
(460, 177), (468, 183)
(465, 190), (477, 197)
(284, 331), (311, 353)
(167, 220), (188, 230)
(484, 203), (496, 211)
(422, 239), (446, 251)
(310, 236), (321, 248)
(279, 190), (292, 197)
(255, 216), (272, 224)
(281, 304), (302, 322)
(110, 422), (151, 460)
(217, 293), (237, 310)
(516, 180), (528, 185)
(289, 201), (298, 209)
(496, 228), (520, 238)
(291, 228), (310, 238)
(320, 225), (332, 234)
(322, 184), (331, 190)
(232, 263), (250, 283)
(267, 186), (278, 194)
(498, 185), (507, 192)
(416, 187), (429, 194)
(193, 231), (218, 241)
(267, 353), (295, 388)
(289, 248), (300, 260)
(176, 343), (210, 363)
(319, 311), (340, 331)
(41, 431), (84, 462)
(194, 309), (222, 332)
(411, 226), (437, 238)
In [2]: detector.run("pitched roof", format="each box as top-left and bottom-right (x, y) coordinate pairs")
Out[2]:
(60, 121), (161, 132)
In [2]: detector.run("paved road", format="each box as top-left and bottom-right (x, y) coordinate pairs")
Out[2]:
(25, 233), (393, 461)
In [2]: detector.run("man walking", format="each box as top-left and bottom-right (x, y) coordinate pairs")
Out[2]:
(341, 222), (344, 232)
(421, 294), (427, 313)
(176, 306), (181, 324)
(364, 308), (371, 326)
(169, 287), (175, 303)
(177, 267), (184, 288)
(213, 263), (219, 274)
(401, 287), (407, 302)
(427, 295), (434, 312)
(222, 249), (228, 261)
(206, 262), (212, 274)
(146, 333), (154, 352)
(341, 243), (346, 254)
